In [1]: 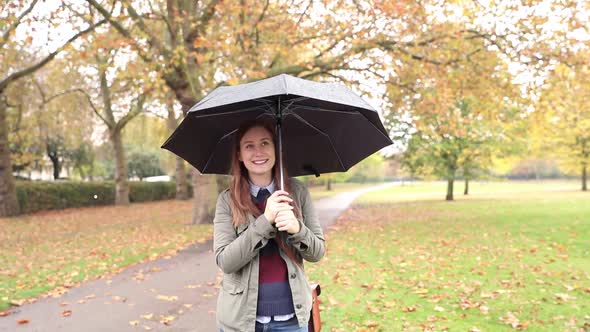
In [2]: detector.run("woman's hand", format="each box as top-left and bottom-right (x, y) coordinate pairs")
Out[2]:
(264, 190), (293, 224)
(275, 210), (300, 234)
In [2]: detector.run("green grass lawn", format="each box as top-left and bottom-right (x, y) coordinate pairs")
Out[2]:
(307, 182), (382, 200)
(306, 181), (590, 331)
(0, 200), (212, 312)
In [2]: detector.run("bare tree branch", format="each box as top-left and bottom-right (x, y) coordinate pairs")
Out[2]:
(116, 91), (149, 130)
(296, 0), (313, 27)
(0, 0), (39, 50)
(185, 0), (221, 47)
(120, 0), (170, 58)
(86, 0), (152, 63)
(0, 19), (107, 93)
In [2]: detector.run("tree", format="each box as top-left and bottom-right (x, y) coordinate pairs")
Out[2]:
(0, 1), (104, 215)
(66, 142), (95, 180)
(389, 34), (520, 200)
(536, 60), (590, 191)
(164, 98), (188, 199)
(29, 62), (96, 180)
(127, 148), (165, 181)
(87, 0), (574, 217)
(80, 34), (152, 204)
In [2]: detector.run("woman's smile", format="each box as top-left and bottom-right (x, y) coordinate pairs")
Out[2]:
(238, 126), (276, 185)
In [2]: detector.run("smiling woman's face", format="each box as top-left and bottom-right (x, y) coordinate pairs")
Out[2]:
(238, 126), (276, 181)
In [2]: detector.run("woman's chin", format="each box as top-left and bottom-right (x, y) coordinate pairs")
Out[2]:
(248, 166), (273, 177)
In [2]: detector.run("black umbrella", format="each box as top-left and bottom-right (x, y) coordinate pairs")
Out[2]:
(162, 74), (392, 188)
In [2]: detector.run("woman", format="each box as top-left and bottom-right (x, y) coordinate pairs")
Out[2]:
(214, 117), (325, 332)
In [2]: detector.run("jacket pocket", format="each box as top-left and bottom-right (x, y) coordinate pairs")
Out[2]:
(222, 273), (245, 295)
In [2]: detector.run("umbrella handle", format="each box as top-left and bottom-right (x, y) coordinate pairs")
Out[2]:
(277, 97), (285, 191)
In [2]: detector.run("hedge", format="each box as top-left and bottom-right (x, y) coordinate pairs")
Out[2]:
(15, 181), (181, 215)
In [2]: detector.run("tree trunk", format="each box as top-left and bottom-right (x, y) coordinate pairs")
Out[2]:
(583, 164), (587, 191)
(326, 178), (332, 191)
(111, 128), (130, 205)
(47, 151), (61, 180)
(0, 99), (19, 216)
(191, 167), (215, 224)
(175, 157), (188, 199)
(166, 99), (188, 199)
(464, 178), (469, 195)
(446, 178), (454, 201)
(216, 175), (229, 194)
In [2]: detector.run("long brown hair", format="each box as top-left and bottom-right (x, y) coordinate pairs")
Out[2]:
(229, 117), (300, 227)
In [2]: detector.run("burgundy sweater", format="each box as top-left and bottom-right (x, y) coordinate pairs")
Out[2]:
(253, 192), (295, 316)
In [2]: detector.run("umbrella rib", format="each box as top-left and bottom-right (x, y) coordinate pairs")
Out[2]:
(291, 105), (392, 143)
(288, 105), (360, 115)
(281, 97), (309, 114)
(287, 112), (347, 172)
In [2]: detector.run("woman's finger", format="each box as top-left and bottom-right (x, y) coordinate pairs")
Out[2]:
(271, 195), (293, 204)
(275, 204), (294, 211)
(272, 190), (290, 197)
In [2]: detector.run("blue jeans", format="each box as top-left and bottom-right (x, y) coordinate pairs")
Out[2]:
(219, 317), (307, 332)
(255, 317), (308, 332)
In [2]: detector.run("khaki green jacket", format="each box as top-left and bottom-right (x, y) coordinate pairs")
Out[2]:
(214, 178), (325, 332)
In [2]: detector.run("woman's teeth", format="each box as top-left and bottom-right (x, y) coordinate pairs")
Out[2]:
(252, 160), (267, 165)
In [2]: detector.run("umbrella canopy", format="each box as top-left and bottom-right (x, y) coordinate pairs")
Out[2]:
(162, 74), (392, 177)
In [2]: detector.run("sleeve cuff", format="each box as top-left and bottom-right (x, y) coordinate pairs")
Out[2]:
(287, 218), (309, 248)
(252, 214), (277, 239)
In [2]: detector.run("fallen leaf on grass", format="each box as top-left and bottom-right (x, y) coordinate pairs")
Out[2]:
(365, 320), (379, 327)
(584, 288), (590, 294)
(499, 311), (528, 330)
(59, 302), (70, 307)
(183, 304), (193, 308)
(327, 296), (339, 306)
(17, 319), (30, 324)
(383, 301), (396, 308)
(129, 320), (139, 326)
(414, 288), (429, 295)
(0, 311), (12, 317)
(62, 310), (72, 317)
(10, 299), (26, 306)
(402, 306), (416, 312)
(141, 313), (154, 320)
(434, 305), (445, 312)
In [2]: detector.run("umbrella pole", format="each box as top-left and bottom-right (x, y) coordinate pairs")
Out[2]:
(277, 97), (284, 191)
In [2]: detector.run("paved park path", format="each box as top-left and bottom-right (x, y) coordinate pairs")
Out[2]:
(1, 183), (396, 332)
